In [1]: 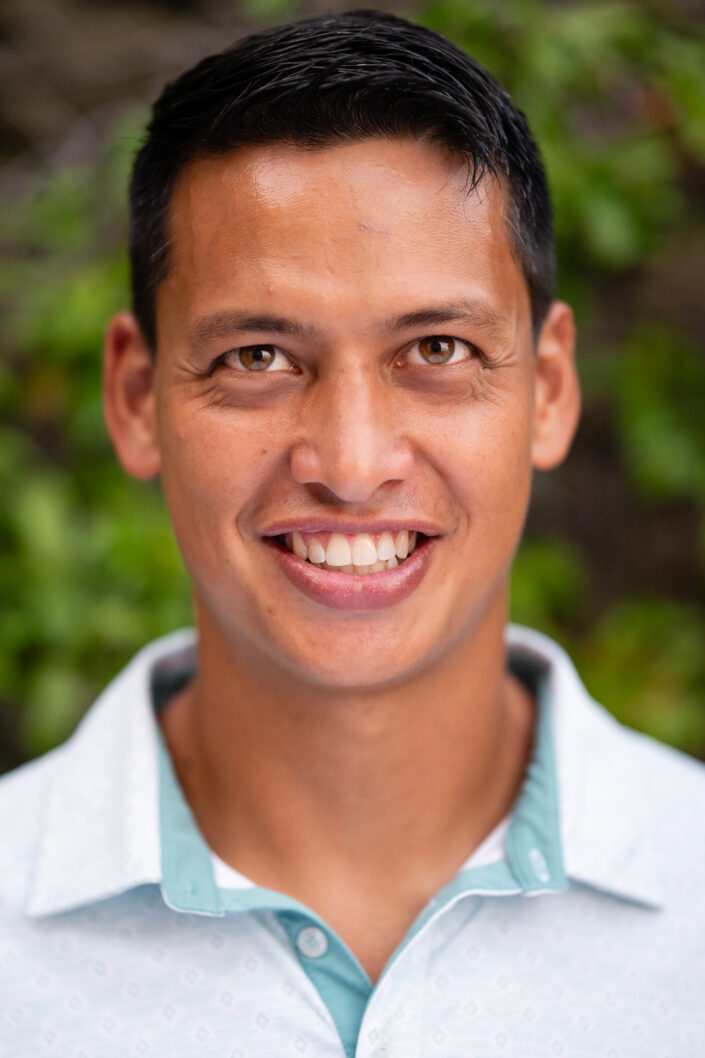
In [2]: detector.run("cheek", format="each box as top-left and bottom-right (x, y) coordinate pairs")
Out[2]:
(156, 399), (274, 543)
(444, 393), (534, 529)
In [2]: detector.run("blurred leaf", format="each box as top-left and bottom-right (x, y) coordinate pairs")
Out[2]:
(241, 0), (300, 22)
(22, 662), (92, 758)
(615, 327), (705, 506)
(577, 599), (705, 754)
(657, 35), (705, 162)
(511, 538), (588, 634)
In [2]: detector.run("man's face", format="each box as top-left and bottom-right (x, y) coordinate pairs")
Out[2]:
(126, 138), (575, 688)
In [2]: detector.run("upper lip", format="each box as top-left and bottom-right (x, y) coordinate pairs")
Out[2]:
(261, 518), (443, 537)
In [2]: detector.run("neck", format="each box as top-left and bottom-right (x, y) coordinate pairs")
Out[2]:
(160, 592), (535, 980)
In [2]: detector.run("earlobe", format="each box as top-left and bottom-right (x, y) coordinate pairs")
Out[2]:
(102, 312), (161, 480)
(530, 301), (581, 471)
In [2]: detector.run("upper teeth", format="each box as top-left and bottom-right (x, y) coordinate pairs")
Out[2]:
(287, 530), (418, 572)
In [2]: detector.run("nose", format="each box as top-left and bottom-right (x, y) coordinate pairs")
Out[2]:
(290, 364), (414, 504)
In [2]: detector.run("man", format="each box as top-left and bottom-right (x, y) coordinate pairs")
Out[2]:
(1, 11), (703, 1057)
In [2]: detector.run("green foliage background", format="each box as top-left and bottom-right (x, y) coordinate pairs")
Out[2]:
(1, 0), (704, 771)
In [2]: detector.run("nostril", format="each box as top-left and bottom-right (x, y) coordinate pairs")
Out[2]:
(289, 440), (412, 504)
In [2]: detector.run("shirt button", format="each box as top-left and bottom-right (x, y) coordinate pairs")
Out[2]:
(296, 925), (328, 958)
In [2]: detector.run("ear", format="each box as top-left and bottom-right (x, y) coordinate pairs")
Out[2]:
(531, 300), (581, 470)
(102, 312), (161, 480)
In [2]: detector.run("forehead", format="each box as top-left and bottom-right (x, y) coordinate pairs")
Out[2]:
(160, 138), (528, 330)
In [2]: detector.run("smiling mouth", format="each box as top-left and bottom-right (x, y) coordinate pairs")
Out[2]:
(274, 530), (423, 575)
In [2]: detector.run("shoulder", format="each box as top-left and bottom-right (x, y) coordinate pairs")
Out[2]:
(513, 621), (705, 798)
(564, 660), (705, 908)
(611, 718), (705, 841)
(0, 748), (63, 907)
(572, 665), (705, 855)
(621, 718), (705, 787)
(0, 745), (61, 821)
(510, 624), (705, 900)
(576, 675), (705, 815)
(0, 632), (193, 920)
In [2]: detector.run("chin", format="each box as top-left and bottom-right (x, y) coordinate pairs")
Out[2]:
(274, 619), (461, 692)
(287, 659), (423, 693)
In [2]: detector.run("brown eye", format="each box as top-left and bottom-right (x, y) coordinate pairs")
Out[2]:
(418, 336), (456, 364)
(237, 345), (277, 371)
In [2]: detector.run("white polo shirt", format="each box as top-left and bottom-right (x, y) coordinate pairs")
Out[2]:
(1, 625), (704, 1057)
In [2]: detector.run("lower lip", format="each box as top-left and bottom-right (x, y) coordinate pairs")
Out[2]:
(265, 537), (437, 611)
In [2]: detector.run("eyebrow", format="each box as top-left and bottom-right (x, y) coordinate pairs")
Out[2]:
(190, 311), (317, 347)
(385, 300), (512, 339)
(190, 299), (512, 348)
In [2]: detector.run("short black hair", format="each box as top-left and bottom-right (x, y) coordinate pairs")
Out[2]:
(129, 9), (554, 351)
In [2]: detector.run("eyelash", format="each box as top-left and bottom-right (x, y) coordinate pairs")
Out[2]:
(209, 335), (483, 376)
